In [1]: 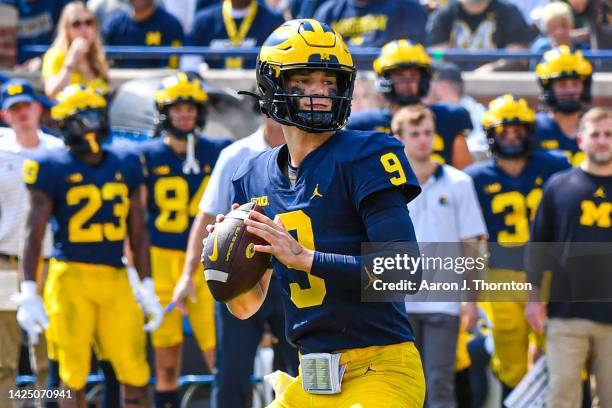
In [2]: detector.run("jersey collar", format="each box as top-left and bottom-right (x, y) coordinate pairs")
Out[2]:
(268, 132), (340, 191)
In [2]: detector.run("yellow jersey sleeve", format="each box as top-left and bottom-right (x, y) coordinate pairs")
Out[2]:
(41, 47), (67, 81)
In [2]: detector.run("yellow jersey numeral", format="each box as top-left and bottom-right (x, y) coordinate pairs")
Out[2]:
(380, 152), (407, 186)
(278, 210), (326, 309)
(67, 183), (129, 243)
(491, 189), (542, 246)
(154, 175), (210, 233)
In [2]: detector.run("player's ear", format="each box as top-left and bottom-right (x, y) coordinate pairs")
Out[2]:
(576, 132), (585, 151)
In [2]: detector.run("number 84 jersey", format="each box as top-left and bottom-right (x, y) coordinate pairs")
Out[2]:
(23, 147), (144, 267)
(139, 136), (231, 250)
(232, 130), (421, 353)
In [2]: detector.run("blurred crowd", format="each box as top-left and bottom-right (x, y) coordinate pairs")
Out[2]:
(1, 0), (611, 73)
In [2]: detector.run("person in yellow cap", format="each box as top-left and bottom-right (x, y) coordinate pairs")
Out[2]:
(16, 85), (161, 407)
(202, 19), (425, 407)
(136, 72), (231, 408)
(464, 94), (571, 404)
(534, 46), (593, 166)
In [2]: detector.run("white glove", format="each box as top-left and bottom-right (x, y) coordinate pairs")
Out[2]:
(127, 266), (144, 306)
(140, 277), (163, 332)
(12, 281), (48, 345)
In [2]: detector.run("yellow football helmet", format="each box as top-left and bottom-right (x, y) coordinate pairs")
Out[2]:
(535, 46), (592, 113)
(483, 94), (536, 159)
(255, 19), (356, 133)
(52, 85), (108, 153)
(372, 40), (432, 105)
(155, 72), (209, 137)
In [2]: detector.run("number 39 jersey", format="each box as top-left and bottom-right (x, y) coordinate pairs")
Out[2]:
(465, 151), (570, 270)
(232, 130), (421, 353)
(138, 136), (231, 250)
(23, 148), (144, 267)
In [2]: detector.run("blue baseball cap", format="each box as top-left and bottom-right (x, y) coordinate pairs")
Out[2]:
(1, 78), (38, 110)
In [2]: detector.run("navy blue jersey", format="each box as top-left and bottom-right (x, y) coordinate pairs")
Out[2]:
(188, 2), (284, 69)
(535, 111), (584, 166)
(6, 0), (68, 62)
(530, 168), (612, 323)
(314, 0), (427, 47)
(348, 103), (473, 165)
(139, 136), (231, 250)
(232, 130), (421, 353)
(23, 148), (144, 267)
(102, 7), (184, 68)
(426, 0), (533, 48)
(465, 152), (571, 270)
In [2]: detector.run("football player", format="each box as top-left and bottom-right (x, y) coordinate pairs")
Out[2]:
(138, 72), (231, 408)
(464, 95), (571, 402)
(526, 106), (612, 407)
(170, 110), (298, 408)
(534, 46), (593, 166)
(207, 19), (425, 407)
(347, 39), (473, 169)
(16, 85), (161, 408)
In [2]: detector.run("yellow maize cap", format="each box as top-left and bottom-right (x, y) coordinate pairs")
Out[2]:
(482, 94), (535, 129)
(258, 19), (353, 76)
(535, 45), (592, 80)
(51, 85), (106, 121)
(155, 72), (208, 106)
(373, 39), (431, 76)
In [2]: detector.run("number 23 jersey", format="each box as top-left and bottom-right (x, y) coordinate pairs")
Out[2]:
(232, 130), (421, 353)
(23, 148), (144, 267)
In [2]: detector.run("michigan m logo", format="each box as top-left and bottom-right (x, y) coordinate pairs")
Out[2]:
(580, 200), (611, 228)
(7, 84), (23, 96)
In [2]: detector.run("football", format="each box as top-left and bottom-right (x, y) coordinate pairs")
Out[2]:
(202, 202), (271, 302)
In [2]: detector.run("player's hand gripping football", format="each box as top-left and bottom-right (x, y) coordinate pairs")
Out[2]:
(244, 211), (315, 272)
(171, 206), (236, 312)
(12, 281), (49, 345)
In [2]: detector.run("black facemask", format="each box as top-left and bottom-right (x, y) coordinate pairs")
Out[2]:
(61, 109), (109, 153)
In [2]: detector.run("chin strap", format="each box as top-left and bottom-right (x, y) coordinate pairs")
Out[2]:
(182, 133), (201, 175)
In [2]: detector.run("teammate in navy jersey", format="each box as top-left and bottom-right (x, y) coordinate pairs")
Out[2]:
(314, 0), (427, 47)
(16, 85), (162, 407)
(102, 0), (184, 68)
(534, 46), (593, 166)
(348, 40), (473, 169)
(526, 107), (612, 407)
(464, 95), (570, 402)
(186, 0), (284, 69)
(138, 72), (231, 408)
(207, 19), (426, 407)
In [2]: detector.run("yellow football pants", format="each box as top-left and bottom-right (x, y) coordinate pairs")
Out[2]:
(267, 341), (425, 408)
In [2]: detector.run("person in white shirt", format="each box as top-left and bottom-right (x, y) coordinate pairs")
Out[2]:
(0, 78), (63, 391)
(392, 104), (487, 408)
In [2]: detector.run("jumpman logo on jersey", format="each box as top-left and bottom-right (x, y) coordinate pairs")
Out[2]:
(363, 266), (381, 290)
(310, 184), (324, 200)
